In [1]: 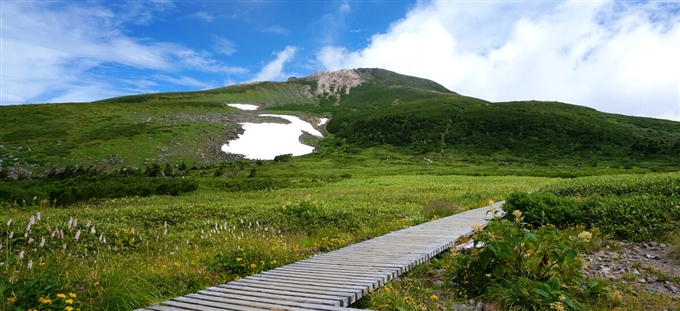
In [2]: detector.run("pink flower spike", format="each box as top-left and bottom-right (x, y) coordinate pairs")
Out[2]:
(74, 230), (81, 240)
(36, 212), (41, 221)
(40, 237), (45, 247)
(27, 260), (33, 269)
(18, 250), (24, 259)
(6, 219), (12, 227)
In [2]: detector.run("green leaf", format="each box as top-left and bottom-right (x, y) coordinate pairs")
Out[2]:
(499, 244), (514, 259)
(479, 250), (492, 269)
(565, 249), (577, 262)
(492, 264), (506, 278)
(534, 288), (550, 299)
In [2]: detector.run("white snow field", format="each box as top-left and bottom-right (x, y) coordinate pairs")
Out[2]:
(221, 114), (323, 160)
(227, 103), (259, 110)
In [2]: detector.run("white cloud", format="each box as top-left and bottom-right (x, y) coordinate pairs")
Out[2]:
(250, 46), (298, 82)
(316, 1), (680, 121)
(190, 12), (215, 22)
(339, 3), (351, 14)
(0, 2), (245, 104)
(261, 25), (290, 35)
(213, 36), (237, 56)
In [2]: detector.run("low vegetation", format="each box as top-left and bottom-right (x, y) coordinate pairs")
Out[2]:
(356, 173), (680, 311)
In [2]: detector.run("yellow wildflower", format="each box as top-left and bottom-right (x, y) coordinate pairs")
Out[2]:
(235, 258), (242, 262)
(250, 263), (257, 269)
(270, 260), (277, 265)
(430, 294), (438, 301)
(56, 293), (66, 299)
(173, 262), (180, 267)
(68, 293), (76, 298)
(549, 302), (565, 311)
(7, 297), (16, 304)
(512, 210), (524, 223)
(65, 299), (73, 304)
(471, 222), (484, 233)
(65, 306), (74, 311)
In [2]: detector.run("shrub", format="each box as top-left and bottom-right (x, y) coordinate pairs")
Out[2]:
(449, 210), (612, 310)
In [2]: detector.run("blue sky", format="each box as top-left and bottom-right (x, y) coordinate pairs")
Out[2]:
(1, 0), (679, 120)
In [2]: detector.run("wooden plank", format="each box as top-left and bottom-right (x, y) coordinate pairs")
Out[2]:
(205, 286), (340, 306)
(187, 293), (348, 311)
(168, 297), (269, 311)
(232, 278), (363, 301)
(251, 271), (380, 289)
(218, 283), (351, 307)
(267, 265), (389, 283)
(242, 274), (372, 295)
(198, 289), (354, 311)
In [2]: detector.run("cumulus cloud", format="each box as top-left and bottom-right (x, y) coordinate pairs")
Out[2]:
(316, 1), (680, 121)
(0, 2), (245, 104)
(250, 46), (298, 82)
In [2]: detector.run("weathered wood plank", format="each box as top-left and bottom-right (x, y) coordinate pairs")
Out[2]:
(218, 283), (351, 307)
(203, 286), (340, 306)
(198, 289), (353, 311)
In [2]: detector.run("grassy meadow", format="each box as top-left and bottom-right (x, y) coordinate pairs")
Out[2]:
(1, 171), (554, 310)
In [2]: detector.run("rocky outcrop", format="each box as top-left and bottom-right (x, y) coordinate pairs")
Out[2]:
(305, 69), (364, 98)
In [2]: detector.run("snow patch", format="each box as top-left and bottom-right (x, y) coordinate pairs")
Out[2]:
(222, 114), (323, 160)
(227, 103), (259, 110)
(318, 118), (329, 126)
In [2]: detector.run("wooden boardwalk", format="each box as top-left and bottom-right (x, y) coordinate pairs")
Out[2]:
(136, 201), (504, 311)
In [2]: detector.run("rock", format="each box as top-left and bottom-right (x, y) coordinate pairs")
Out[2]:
(646, 286), (660, 293)
(638, 278), (647, 283)
(474, 302), (484, 311)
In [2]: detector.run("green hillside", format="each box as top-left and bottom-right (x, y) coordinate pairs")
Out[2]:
(1, 68), (679, 173)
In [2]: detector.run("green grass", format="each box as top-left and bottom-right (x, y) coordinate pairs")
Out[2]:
(0, 173), (553, 310)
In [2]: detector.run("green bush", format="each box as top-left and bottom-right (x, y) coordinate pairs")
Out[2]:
(505, 174), (680, 241)
(504, 192), (586, 227)
(0, 175), (198, 207)
(450, 211), (610, 310)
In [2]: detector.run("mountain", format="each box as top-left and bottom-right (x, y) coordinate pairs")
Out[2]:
(1, 68), (679, 173)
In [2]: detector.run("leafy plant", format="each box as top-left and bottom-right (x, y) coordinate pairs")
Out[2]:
(449, 210), (609, 310)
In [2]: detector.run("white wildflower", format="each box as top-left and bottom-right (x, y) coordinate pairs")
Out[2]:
(28, 237), (34, 244)
(90, 226), (96, 234)
(40, 237), (45, 247)
(27, 260), (33, 269)
(67, 217), (73, 229)
(85, 220), (91, 228)
(7, 219), (12, 227)
(36, 212), (41, 221)
(578, 231), (592, 243)
(8, 232), (13, 239)
(74, 229), (81, 240)
(18, 250), (24, 259)
(131, 227), (135, 235)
